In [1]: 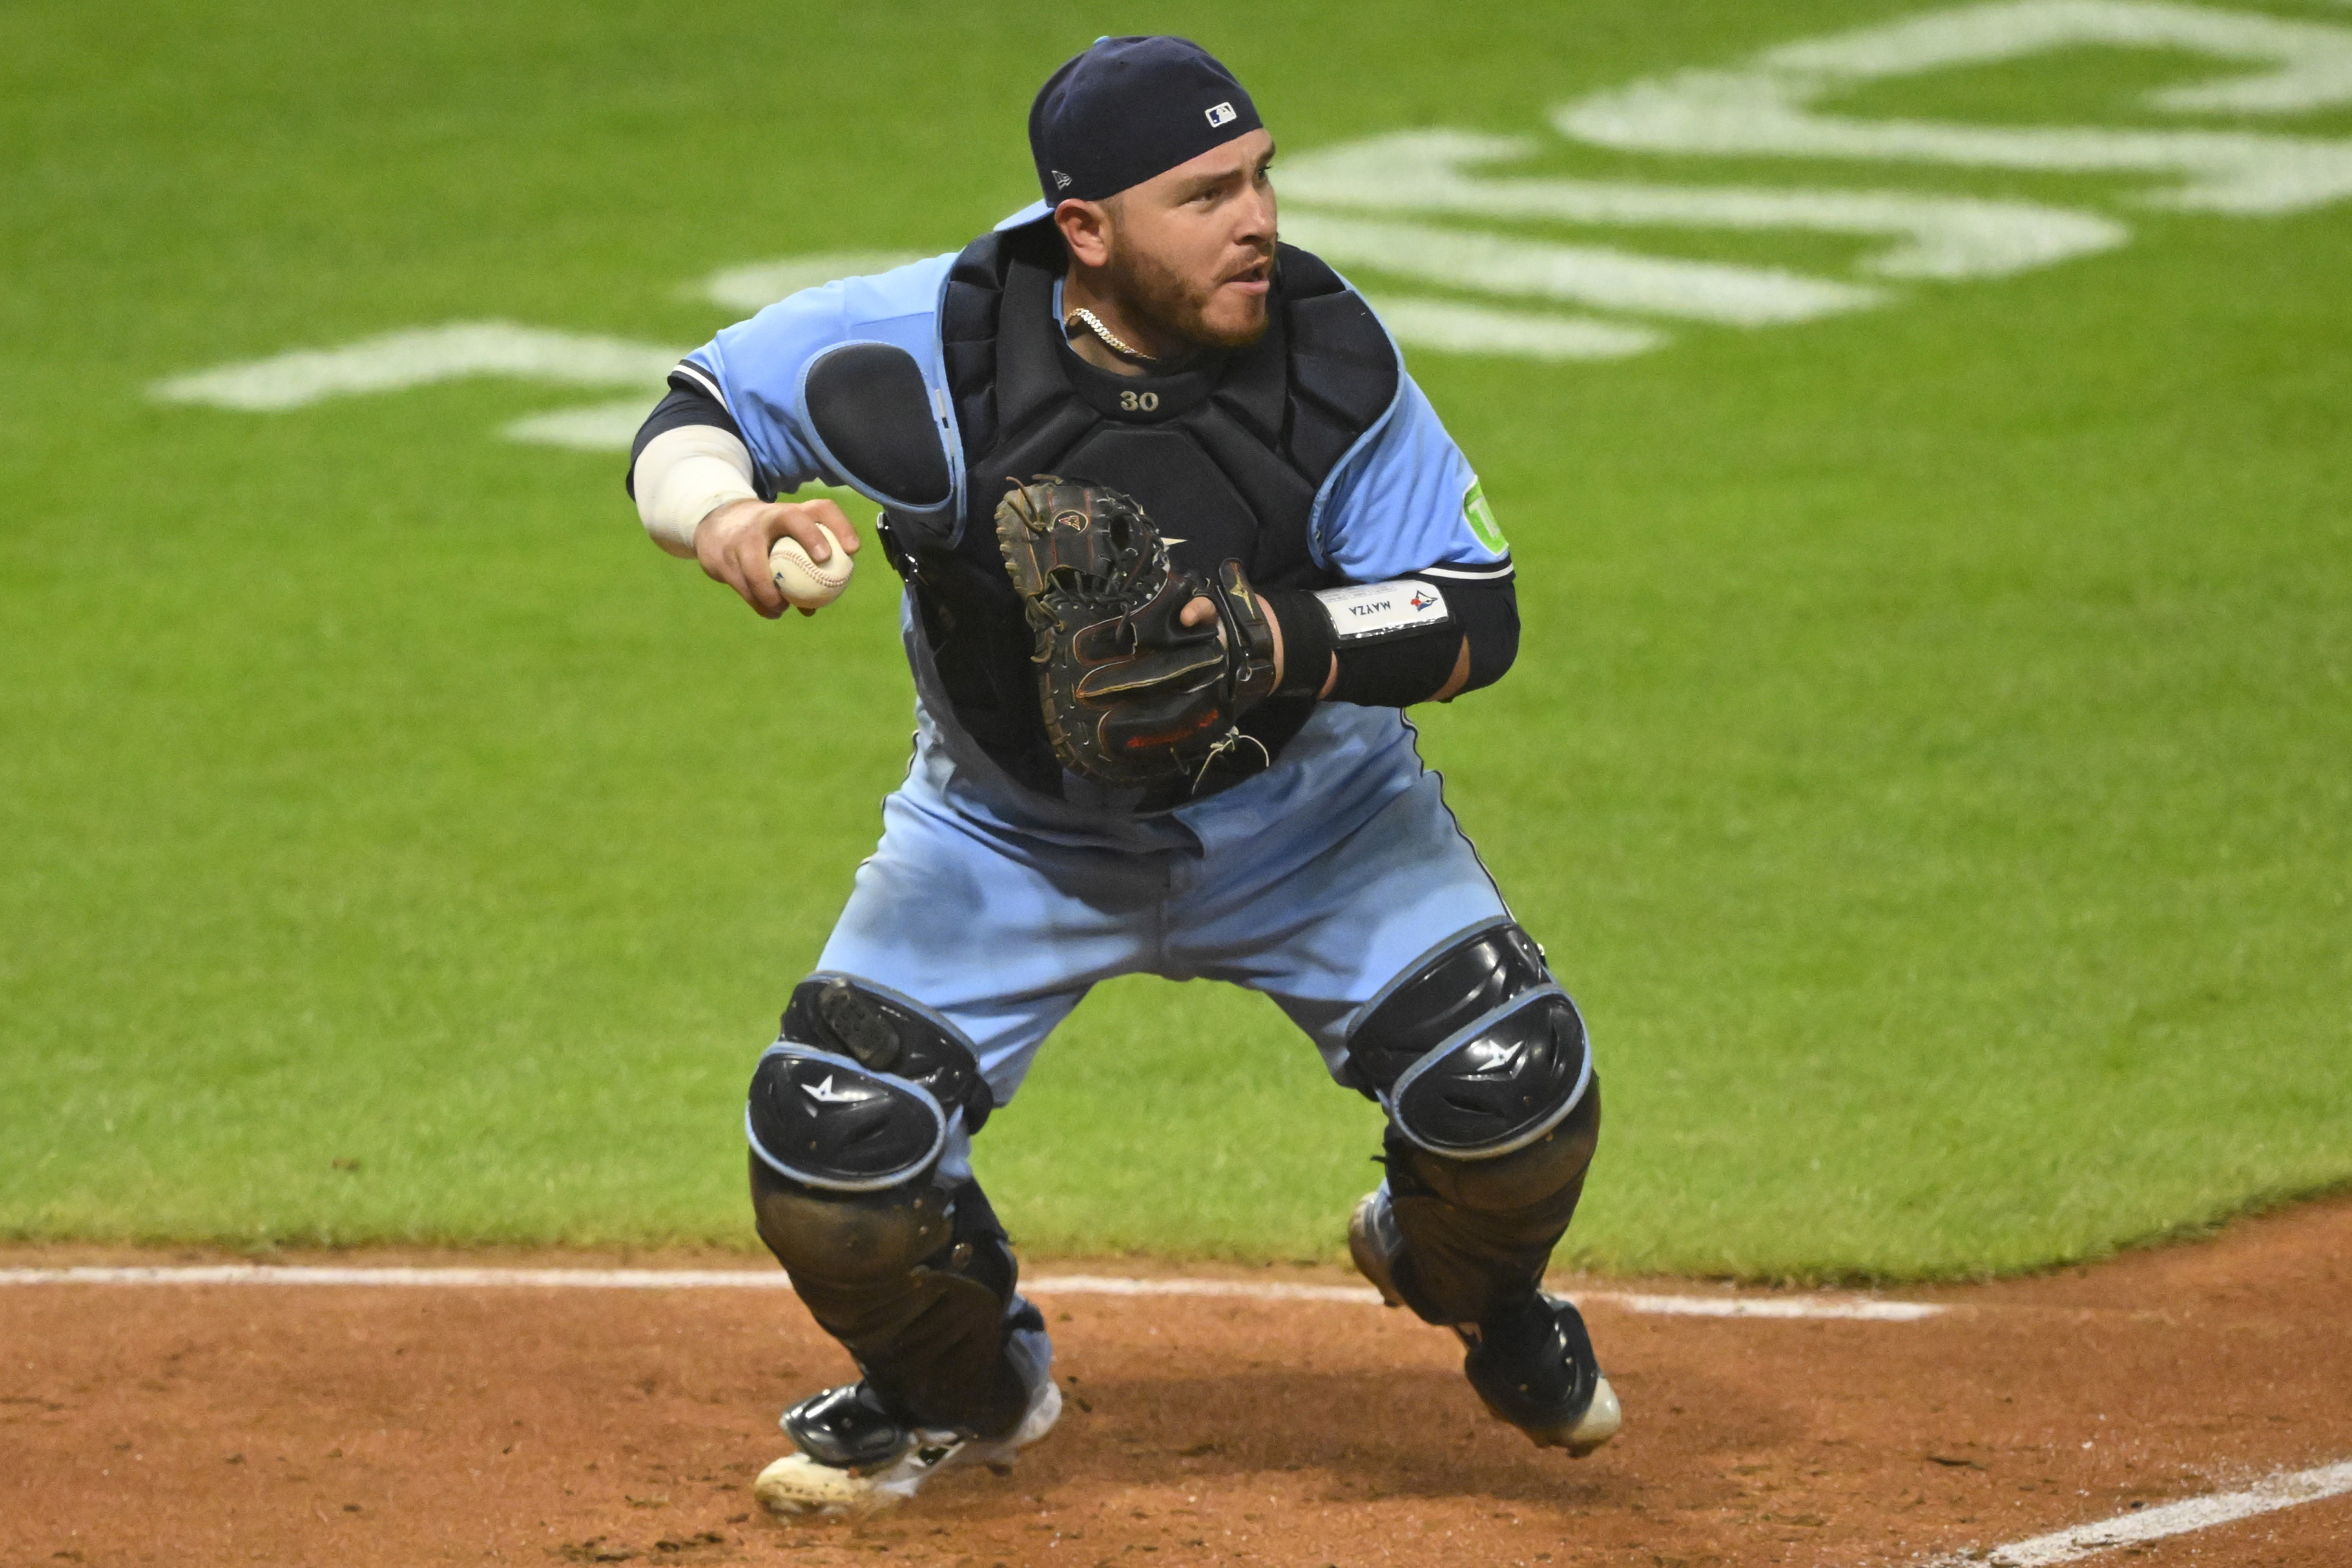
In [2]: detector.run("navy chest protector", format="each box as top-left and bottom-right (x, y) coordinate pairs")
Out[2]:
(888, 225), (1399, 802)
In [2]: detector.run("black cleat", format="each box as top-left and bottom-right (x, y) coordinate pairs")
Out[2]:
(779, 1381), (918, 1470)
(1461, 1292), (1621, 1454)
(1349, 1185), (1621, 1455)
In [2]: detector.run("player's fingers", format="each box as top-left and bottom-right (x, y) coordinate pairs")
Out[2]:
(772, 508), (832, 565)
(775, 505), (855, 565)
(802, 499), (862, 556)
(732, 529), (785, 618)
(1179, 595), (1218, 627)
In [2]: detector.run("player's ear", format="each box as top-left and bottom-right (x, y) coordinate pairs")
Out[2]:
(803, 342), (958, 542)
(1054, 197), (1114, 269)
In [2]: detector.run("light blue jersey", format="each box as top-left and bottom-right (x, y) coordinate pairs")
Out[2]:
(678, 219), (1528, 1121)
(680, 221), (1512, 852)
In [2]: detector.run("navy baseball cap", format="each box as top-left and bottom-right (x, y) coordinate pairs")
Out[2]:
(1029, 36), (1263, 207)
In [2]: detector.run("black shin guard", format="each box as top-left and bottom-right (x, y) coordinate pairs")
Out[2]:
(751, 1156), (1036, 1439)
(1342, 922), (1602, 1330)
(1381, 1081), (1601, 1327)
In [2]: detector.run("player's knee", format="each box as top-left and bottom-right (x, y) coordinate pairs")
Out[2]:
(745, 973), (997, 1282)
(777, 972), (997, 1133)
(1345, 922), (1596, 1189)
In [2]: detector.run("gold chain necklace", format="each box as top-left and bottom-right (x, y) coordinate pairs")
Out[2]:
(1063, 307), (1159, 367)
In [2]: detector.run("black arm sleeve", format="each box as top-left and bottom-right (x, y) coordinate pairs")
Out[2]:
(1447, 573), (1520, 694)
(621, 370), (770, 500)
(1264, 571), (1519, 709)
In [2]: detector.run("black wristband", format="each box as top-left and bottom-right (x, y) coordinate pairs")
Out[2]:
(1328, 626), (1462, 707)
(1264, 590), (1336, 699)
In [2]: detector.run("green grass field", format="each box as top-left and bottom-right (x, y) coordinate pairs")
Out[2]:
(3, 0), (2347, 1279)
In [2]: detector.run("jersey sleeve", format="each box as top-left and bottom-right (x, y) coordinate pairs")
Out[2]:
(680, 254), (958, 496)
(1311, 372), (1512, 584)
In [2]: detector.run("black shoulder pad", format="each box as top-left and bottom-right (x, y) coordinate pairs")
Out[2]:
(940, 226), (1058, 463)
(1273, 242), (1348, 302)
(1277, 243), (1399, 483)
(805, 343), (952, 508)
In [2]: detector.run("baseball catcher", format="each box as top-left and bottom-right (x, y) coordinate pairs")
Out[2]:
(623, 35), (1616, 1521)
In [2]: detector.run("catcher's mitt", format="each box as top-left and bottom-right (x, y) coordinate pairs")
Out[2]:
(995, 475), (1279, 795)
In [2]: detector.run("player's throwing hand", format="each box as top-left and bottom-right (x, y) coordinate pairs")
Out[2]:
(695, 497), (860, 618)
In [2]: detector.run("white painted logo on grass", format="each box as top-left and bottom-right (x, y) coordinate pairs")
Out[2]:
(1283, 210), (1886, 327)
(1557, 0), (2352, 214)
(698, 250), (927, 313)
(1279, 128), (2128, 282)
(150, 322), (681, 412)
(499, 399), (665, 451)
(1282, 0), (2352, 361)
(144, 1), (2352, 426)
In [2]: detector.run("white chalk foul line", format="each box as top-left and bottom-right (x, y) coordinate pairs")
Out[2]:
(0, 1265), (1938, 1320)
(1926, 1458), (2352, 1567)
(1602, 1290), (1942, 1322)
(1035, 1274), (1378, 1304)
(0, 1265), (793, 1290)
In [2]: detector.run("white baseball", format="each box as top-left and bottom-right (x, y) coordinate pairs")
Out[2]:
(769, 533), (854, 609)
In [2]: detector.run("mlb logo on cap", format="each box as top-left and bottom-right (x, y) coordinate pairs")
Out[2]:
(1205, 101), (1237, 128)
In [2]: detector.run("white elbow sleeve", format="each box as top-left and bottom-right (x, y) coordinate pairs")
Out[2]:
(634, 425), (759, 557)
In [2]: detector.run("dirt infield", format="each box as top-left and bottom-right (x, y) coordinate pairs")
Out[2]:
(4, 1198), (2347, 1568)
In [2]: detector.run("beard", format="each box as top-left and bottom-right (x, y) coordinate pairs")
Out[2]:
(1102, 239), (1272, 353)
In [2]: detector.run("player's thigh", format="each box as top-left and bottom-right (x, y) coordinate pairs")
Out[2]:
(816, 783), (1161, 1102)
(1173, 767), (1513, 1075)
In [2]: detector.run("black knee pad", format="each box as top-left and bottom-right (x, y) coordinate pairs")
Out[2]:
(746, 973), (997, 1197)
(1346, 922), (1593, 1162)
(745, 975), (1029, 1432)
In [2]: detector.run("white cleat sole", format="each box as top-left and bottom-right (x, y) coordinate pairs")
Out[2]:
(755, 1379), (1063, 1522)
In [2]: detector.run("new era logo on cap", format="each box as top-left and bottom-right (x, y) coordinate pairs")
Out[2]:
(1205, 101), (1237, 128)
(1052, 169), (1072, 189)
